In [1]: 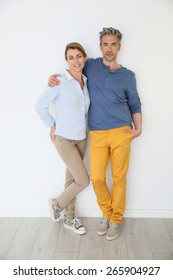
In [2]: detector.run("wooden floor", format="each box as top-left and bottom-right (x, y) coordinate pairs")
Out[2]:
(0, 217), (173, 260)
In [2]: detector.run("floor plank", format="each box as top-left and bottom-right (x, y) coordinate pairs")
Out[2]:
(29, 218), (62, 260)
(124, 218), (153, 259)
(82, 217), (100, 230)
(169, 230), (173, 240)
(0, 217), (173, 260)
(79, 229), (104, 259)
(145, 218), (173, 254)
(0, 218), (22, 230)
(0, 229), (18, 259)
(104, 223), (128, 259)
(4, 218), (42, 260)
(56, 224), (81, 252)
(0, 218), (22, 259)
(165, 218), (173, 230)
(153, 253), (173, 260)
(54, 252), (78, 260)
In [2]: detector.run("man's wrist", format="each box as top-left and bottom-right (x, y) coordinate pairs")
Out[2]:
(135, 128), (142, 135)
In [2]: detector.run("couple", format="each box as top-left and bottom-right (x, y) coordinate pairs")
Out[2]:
(35, 27), (142, 241)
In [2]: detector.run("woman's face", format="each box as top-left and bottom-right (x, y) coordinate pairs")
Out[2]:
(66, 48), (86, 73)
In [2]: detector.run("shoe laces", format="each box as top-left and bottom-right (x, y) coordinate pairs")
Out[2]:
(100, 218), (109, 224)
(53, 205), (62, 219)
(71, 217), (83, 229)
(109, 223), (120, 229)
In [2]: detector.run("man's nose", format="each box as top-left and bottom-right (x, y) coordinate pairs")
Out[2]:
(108, 45), (112, 51)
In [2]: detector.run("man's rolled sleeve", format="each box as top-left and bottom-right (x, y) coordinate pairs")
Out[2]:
(126, 74), (142, 115)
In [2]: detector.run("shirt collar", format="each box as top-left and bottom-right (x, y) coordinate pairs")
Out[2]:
(98, 57), (125, 73)
(64, 69), (74, 80)
(64, 69), (87, 84)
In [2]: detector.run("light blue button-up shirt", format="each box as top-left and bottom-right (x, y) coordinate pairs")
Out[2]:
(35, 70), (90, 140)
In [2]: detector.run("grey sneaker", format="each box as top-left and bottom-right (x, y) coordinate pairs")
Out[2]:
(106, 222), (122, 241)
(97, 218), (109, 236)
(64, 217), (86, 235)
(48, 198), (63, 222)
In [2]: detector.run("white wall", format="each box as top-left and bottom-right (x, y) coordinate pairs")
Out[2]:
(0, 0), (173, 217)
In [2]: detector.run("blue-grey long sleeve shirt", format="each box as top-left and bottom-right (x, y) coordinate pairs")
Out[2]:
(83, 58), (141, 131)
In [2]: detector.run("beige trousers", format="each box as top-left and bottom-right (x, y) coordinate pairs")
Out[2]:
(54, 135), (90, 220)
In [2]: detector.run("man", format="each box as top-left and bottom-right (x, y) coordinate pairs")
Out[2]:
(48, 27), (142, 241)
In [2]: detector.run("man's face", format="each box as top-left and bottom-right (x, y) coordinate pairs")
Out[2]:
(100, 35), (120, 63)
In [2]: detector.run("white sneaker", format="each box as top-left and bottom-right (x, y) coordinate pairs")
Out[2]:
(64, 217), (86, 235)
(48, 198), (63, 222)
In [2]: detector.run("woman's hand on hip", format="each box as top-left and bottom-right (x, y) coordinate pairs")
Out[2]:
(50, 125), (56, 142)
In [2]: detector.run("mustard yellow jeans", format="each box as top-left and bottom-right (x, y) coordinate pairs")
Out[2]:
(90, 126), (132, 224)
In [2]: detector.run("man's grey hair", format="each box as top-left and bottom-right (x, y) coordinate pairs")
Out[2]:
(99, 27), (122, 44)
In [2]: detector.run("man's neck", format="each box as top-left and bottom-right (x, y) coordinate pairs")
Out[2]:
(102, 58), (121, 70)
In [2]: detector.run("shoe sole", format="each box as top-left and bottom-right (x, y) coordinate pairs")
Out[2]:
(97, 229), (108, 236)
(64, 224), (86, 235)
(106, 230), (121, 241)
(48, 199), (61, 223)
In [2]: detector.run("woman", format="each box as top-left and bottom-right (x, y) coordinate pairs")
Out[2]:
(35, 42), (90, 235)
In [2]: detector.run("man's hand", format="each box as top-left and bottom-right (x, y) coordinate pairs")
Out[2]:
(123, 112), (142, 139)
(50, 125), (56, 142)
(124, 113), (142, 139)
(123, 128), (142, 139)
(48, 73), (61, 87)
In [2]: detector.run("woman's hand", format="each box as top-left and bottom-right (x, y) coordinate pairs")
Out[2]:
(50, 125), (56, 142)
